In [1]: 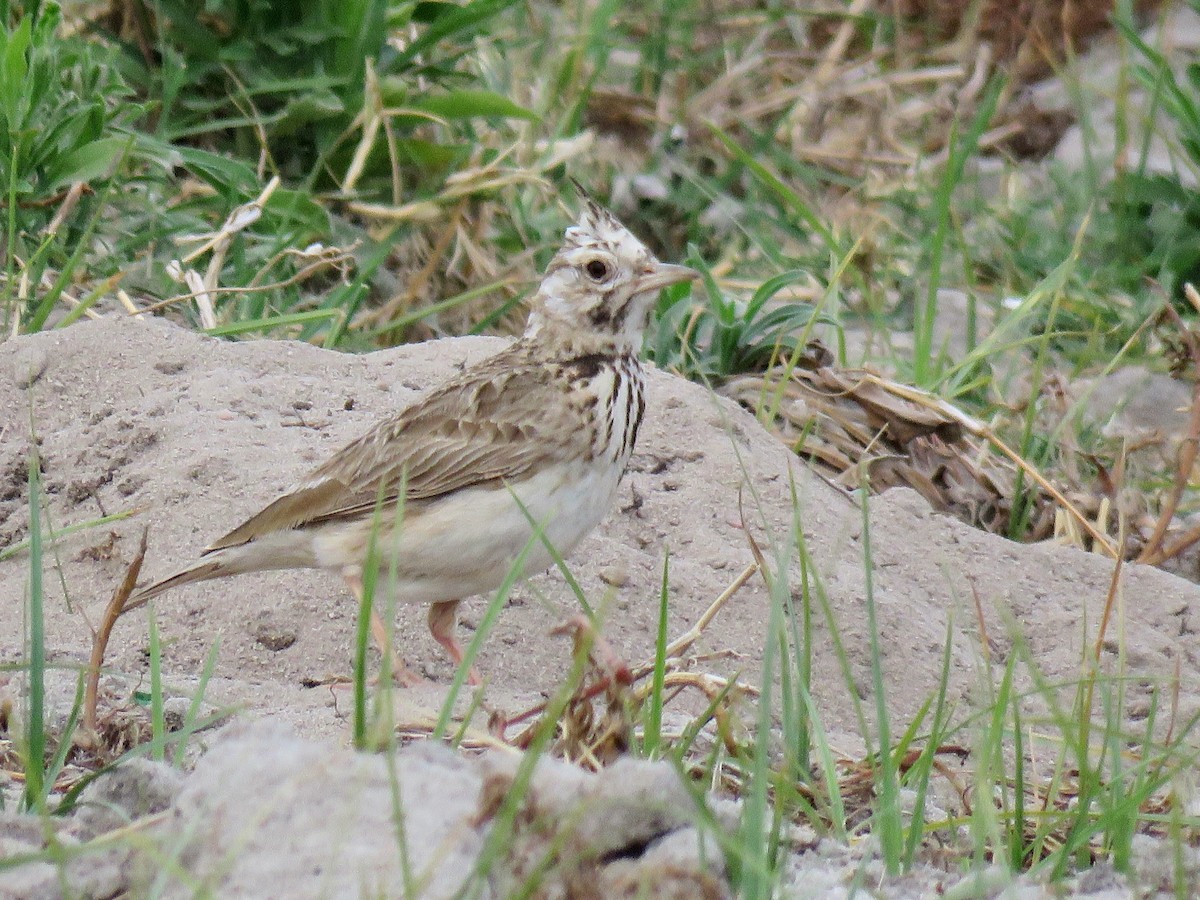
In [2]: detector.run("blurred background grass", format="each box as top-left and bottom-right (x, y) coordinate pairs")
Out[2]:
(3, 0), (1200, 551)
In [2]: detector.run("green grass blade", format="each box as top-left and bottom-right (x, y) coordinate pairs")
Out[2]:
(464, 621), (596, 894)
(0, 509), (136, 562)
(432, 526), (542, 742)
(733, 558), (781, 897)
(859, 482), (902, 872)
(913, 76), (1003, 385)
(42, 671), (86, 800)
(148, 603), (165, 761)
(641, 551), (671, 759)
(173, 638), (221, 767)
(393, 0), (521, 68)
(22, 452), (46, 811)
(902, 618), (956, 867)
(202, 308), (341, 338)
(706, 123), (836, 250)
(352, 490), (390, 750)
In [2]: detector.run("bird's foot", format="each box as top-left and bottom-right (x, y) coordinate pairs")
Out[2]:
(428, 599), (483, 686)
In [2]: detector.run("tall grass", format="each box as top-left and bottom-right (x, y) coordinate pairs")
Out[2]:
(21, 452), (47, 811)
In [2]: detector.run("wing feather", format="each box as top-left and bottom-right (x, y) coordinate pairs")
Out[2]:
(205, 348), (582, 552)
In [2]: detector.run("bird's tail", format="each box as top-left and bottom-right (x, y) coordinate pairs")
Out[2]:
(125, 549), (239, 612)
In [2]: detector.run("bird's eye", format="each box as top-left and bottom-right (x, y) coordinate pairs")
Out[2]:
(584, 259), (610, 281)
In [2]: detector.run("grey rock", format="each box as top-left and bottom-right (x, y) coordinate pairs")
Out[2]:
(1036, 5), (1200, 187)
(0, 813), (57, 900)
(1076, 366), (1192, 444)
(1074, 861), (1129, 895)
(0, 811), (126, 900)
(150, 722), (486, 899)
(477, 750), (728, 898)
(130, 725), (730, 898)
(573, 756), (699, 855)
(1129, 832), (1200, 892)
(8, 344), (48, 389)
(72, 757), (183, 840)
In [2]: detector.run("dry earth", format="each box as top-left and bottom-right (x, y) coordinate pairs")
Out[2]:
(3, 316), (1197, 737)
(1, 316), (1199, 896)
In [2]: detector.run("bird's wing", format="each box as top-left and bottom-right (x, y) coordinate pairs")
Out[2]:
(205, 353), (581, 552)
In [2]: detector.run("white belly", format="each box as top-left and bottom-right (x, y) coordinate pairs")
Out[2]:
(311, 459), (626, 604)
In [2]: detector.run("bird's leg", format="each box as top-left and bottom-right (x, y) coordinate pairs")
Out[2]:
(343, 570), (426, 687)
(428, 599), (482, 686)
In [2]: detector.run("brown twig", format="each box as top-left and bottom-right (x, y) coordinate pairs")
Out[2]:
(361, 199), (466, 329)
(499, 558), (759, 745)
(138, 251), (356, 316)
(631, 561), (759, 680)
(82, 527), (148, 737)
(1137, 299), (1200, 566)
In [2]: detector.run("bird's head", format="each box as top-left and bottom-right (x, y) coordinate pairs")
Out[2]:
(526, 195), (698, 351)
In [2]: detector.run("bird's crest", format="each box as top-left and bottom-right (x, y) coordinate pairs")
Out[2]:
(563, 182), (645, 259)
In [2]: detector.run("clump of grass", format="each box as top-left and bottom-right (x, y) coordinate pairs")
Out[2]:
(408, 445), (1198, 894)
(0, 4), (148, 334)
(1, 448), (220, 822)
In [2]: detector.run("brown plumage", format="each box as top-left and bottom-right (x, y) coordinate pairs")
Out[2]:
(128, 196), (698, 683)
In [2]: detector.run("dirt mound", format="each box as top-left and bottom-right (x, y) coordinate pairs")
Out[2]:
(2, 316), (1198, 745)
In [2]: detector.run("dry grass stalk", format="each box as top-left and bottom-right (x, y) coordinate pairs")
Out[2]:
(1138, 291), (1200, 566)
(81, 526), (148, 739)
(165, 176), (282, 329)
(138, 244), (358, 318)
(721, 350), (1120, 554)
(633, 562), (759, 680)
(488, 558), (761, 770)
(360, 200), (467, 330)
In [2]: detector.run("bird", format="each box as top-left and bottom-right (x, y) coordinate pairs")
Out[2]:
(126, 192), (699, 684)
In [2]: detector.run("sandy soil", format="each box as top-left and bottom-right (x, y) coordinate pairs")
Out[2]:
(2, 316), (1198, 896)
(4, 316), (1198, 735)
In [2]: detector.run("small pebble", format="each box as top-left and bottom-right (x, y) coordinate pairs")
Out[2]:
(10, 346), (48, 388)
(153, 359), (187, 375)
(598, 563), (630, 588)
(252, 616), (298, 652)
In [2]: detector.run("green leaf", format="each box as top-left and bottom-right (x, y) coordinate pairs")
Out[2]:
(171, 145), (260, 194)
(414, 89), (538, 122)
(745, 269), (808, 319)
(263, 188), (332, 237)
(327, 0), (389, 79)
(393, 0), (521, 69)
(1, 16), (32, 132)
(273, 90), (346, 137)
(33, 3), (63, 42)
(43, 135), (129, 191)
(1113, 172), (1193, 208)
(395, 137), (467, 172)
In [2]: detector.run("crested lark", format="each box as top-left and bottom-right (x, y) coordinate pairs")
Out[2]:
(128, 195), (699, 682)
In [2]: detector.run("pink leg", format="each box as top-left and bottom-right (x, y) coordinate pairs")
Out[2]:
(343, 570), (426, 687)
(428, 600), (482, 686)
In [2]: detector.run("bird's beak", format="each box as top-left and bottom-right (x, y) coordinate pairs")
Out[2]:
(636, 262), (701, 294)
